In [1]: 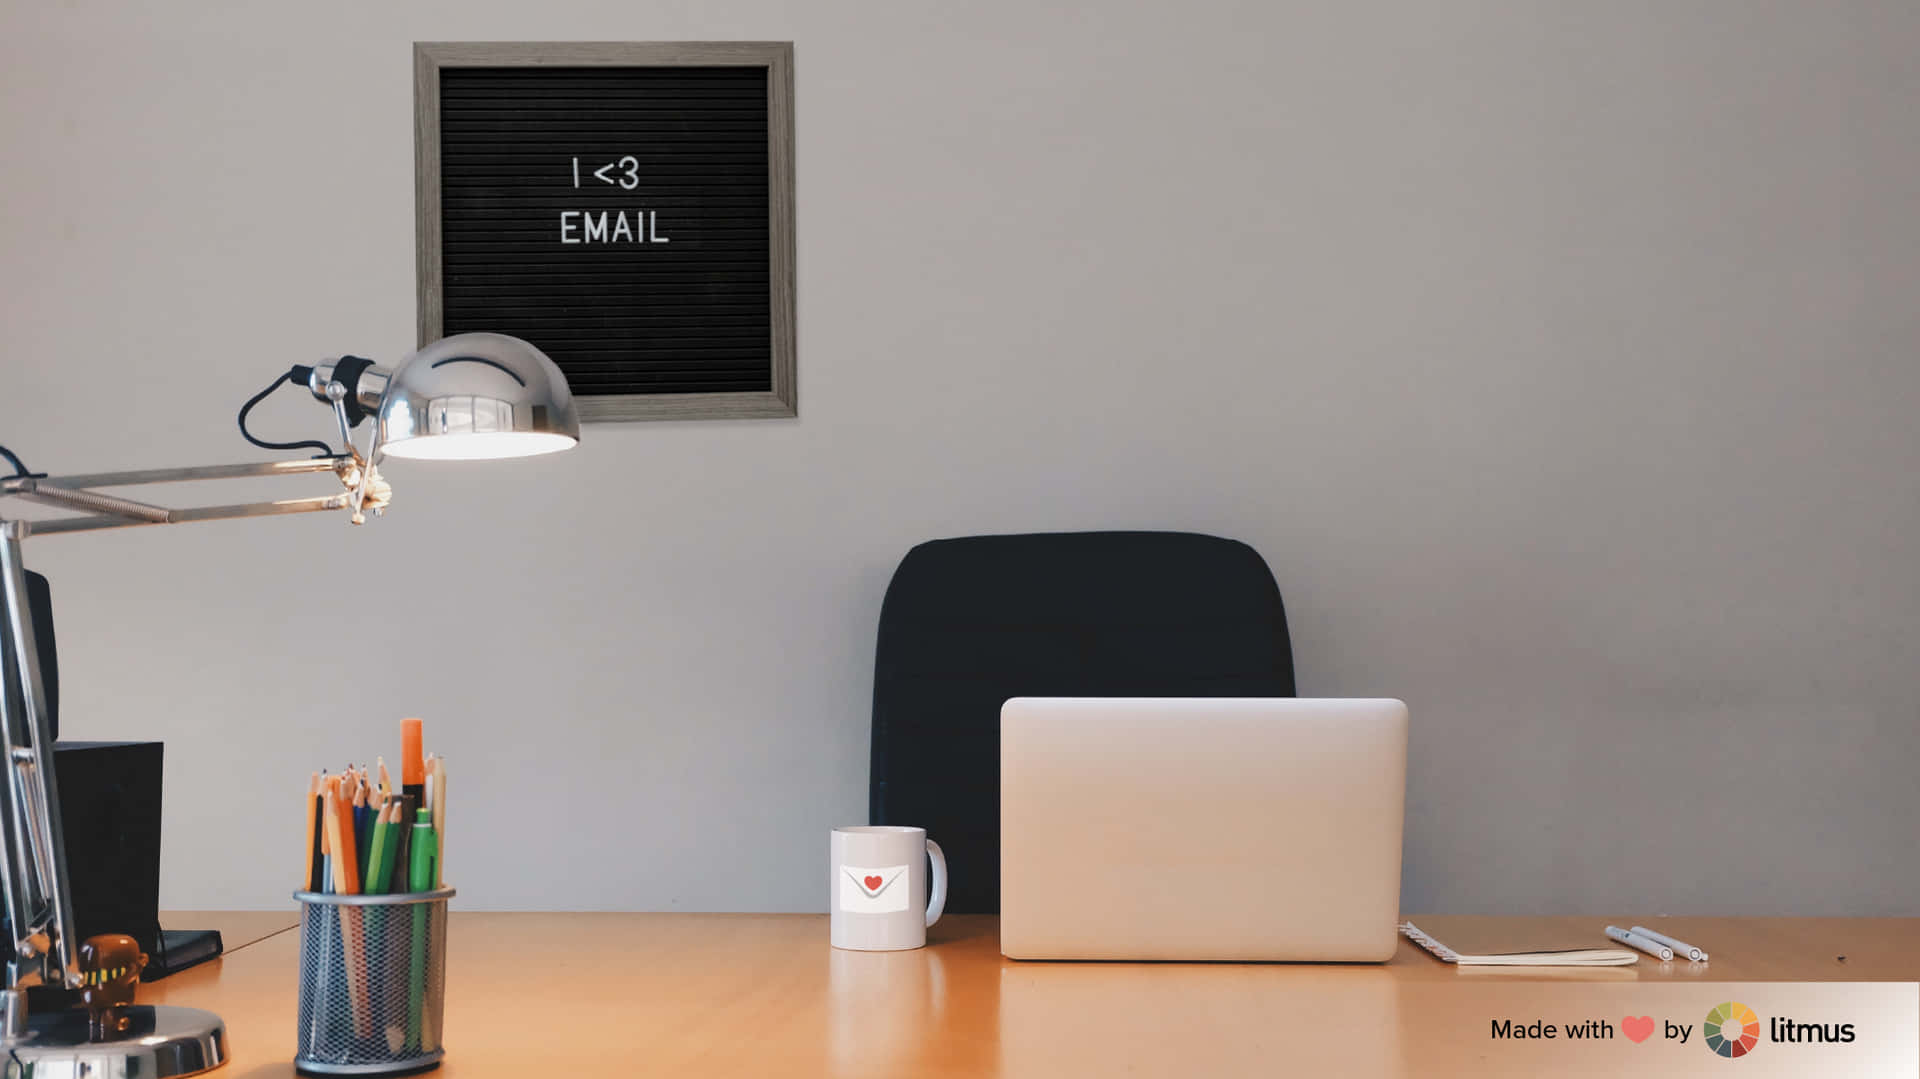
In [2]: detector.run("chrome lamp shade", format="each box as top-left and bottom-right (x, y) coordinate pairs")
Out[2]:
(378, 333), (581, 461)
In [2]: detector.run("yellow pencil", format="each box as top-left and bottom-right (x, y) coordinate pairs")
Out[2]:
(323, 785), (346, 893)
(429, 757), (447, 887)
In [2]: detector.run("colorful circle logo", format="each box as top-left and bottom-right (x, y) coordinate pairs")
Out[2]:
(1704, 1001), (1761, 1058)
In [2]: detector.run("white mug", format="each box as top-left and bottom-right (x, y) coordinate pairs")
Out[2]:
(830, 826), (948, 951)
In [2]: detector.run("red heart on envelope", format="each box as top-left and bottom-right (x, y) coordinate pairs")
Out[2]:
(1622, 1016), (1655, 1043)
(864, 875), (884, 891)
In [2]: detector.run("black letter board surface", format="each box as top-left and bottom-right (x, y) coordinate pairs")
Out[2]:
(416, 42), (795, 421)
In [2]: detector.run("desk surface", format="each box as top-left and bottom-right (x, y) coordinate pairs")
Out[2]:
(161, 911), (303, 955)
(137, 913), (1918, 1077)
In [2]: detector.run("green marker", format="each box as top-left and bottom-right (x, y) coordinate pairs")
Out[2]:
(408, 807), (438, 891)
(407, 808), (437, 1053)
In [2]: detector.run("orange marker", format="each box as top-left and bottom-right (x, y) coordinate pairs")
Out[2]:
(401, 718), (425, 795)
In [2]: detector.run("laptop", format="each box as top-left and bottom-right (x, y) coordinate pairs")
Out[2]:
(999, 697), (1408, 961)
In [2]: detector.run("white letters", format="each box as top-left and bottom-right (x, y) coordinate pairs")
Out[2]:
(554, 209), (667, 246)
(559, 155), (669, 246)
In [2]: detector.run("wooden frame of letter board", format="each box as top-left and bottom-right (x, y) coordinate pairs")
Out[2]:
(415, 41), (796, 421)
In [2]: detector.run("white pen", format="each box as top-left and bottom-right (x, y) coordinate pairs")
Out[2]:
(1606, 925), (1673, 961)
(1632, 926), (1707, 962)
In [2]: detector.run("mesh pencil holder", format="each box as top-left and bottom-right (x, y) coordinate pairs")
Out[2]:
(293, 888), (455, 1075)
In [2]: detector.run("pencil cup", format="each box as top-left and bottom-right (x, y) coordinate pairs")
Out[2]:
(293, 888), (455, 1075)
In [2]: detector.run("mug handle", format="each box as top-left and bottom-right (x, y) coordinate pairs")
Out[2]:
(924, 838), (947, 928)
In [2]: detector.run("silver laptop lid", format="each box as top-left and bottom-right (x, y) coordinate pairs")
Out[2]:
(1000, 697), (1408, 961)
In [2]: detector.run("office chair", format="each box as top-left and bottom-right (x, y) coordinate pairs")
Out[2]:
(869, 531), (1295, 913)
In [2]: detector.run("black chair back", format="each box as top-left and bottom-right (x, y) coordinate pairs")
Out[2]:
(869, 531), (1294, 913)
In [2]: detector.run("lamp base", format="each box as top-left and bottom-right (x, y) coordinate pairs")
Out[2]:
(2, 1004), (226, 1077)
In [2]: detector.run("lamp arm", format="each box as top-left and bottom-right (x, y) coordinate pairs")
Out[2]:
(0, 353), (399, 540)
(0, 452), (384, 1010)
(0, 457), (369, 539)
(0, 525), (78, 997)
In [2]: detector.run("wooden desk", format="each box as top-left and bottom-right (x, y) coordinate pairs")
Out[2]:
(135, 913), (1918, 1077)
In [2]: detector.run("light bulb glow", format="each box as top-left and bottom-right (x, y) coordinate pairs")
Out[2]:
(381, 432), (578, 461)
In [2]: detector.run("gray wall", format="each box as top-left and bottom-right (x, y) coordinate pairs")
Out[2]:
(1, 1), (1914, 914)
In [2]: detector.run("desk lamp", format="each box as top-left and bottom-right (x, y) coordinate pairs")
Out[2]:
(0, 332), (578, 1075)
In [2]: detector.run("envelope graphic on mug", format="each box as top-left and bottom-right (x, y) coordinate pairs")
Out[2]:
(839, 864), (909, 913)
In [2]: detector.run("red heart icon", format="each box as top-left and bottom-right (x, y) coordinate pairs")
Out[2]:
(863, 875), (884, 891)
(1622, 1016), (1655, 1044)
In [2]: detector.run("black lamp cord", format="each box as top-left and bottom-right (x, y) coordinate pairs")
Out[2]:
(0, 443), (32, 479)
(237, 366), (337, 457)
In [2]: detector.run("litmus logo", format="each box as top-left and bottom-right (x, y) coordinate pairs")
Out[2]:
(839, 864), (908, 913)
(1769, 1015), (1856, 1045)
(1703, 1002), (1761, 1058)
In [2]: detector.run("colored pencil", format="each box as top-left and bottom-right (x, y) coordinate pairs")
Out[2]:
(318, 776), (334, 892)
(391, 795), (417, 893)
(334, 782), (361, 897)
(429, 756), (447, 887)
(386, 801), (413, 1054)
(323, 787), (345, 892)
(365, 804), (397, 894)
(335, 786), (374, 1037)
(361, 802), (395, 1028)
(353, 783), (371, 881)
(310, 795), (325, 892)
(322, 786), (371, 1035)
(423, 757), (447, 1048)
(304, 772), (323, 892)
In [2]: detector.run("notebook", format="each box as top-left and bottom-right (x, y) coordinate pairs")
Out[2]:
(1400, 920), (1638, 967)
